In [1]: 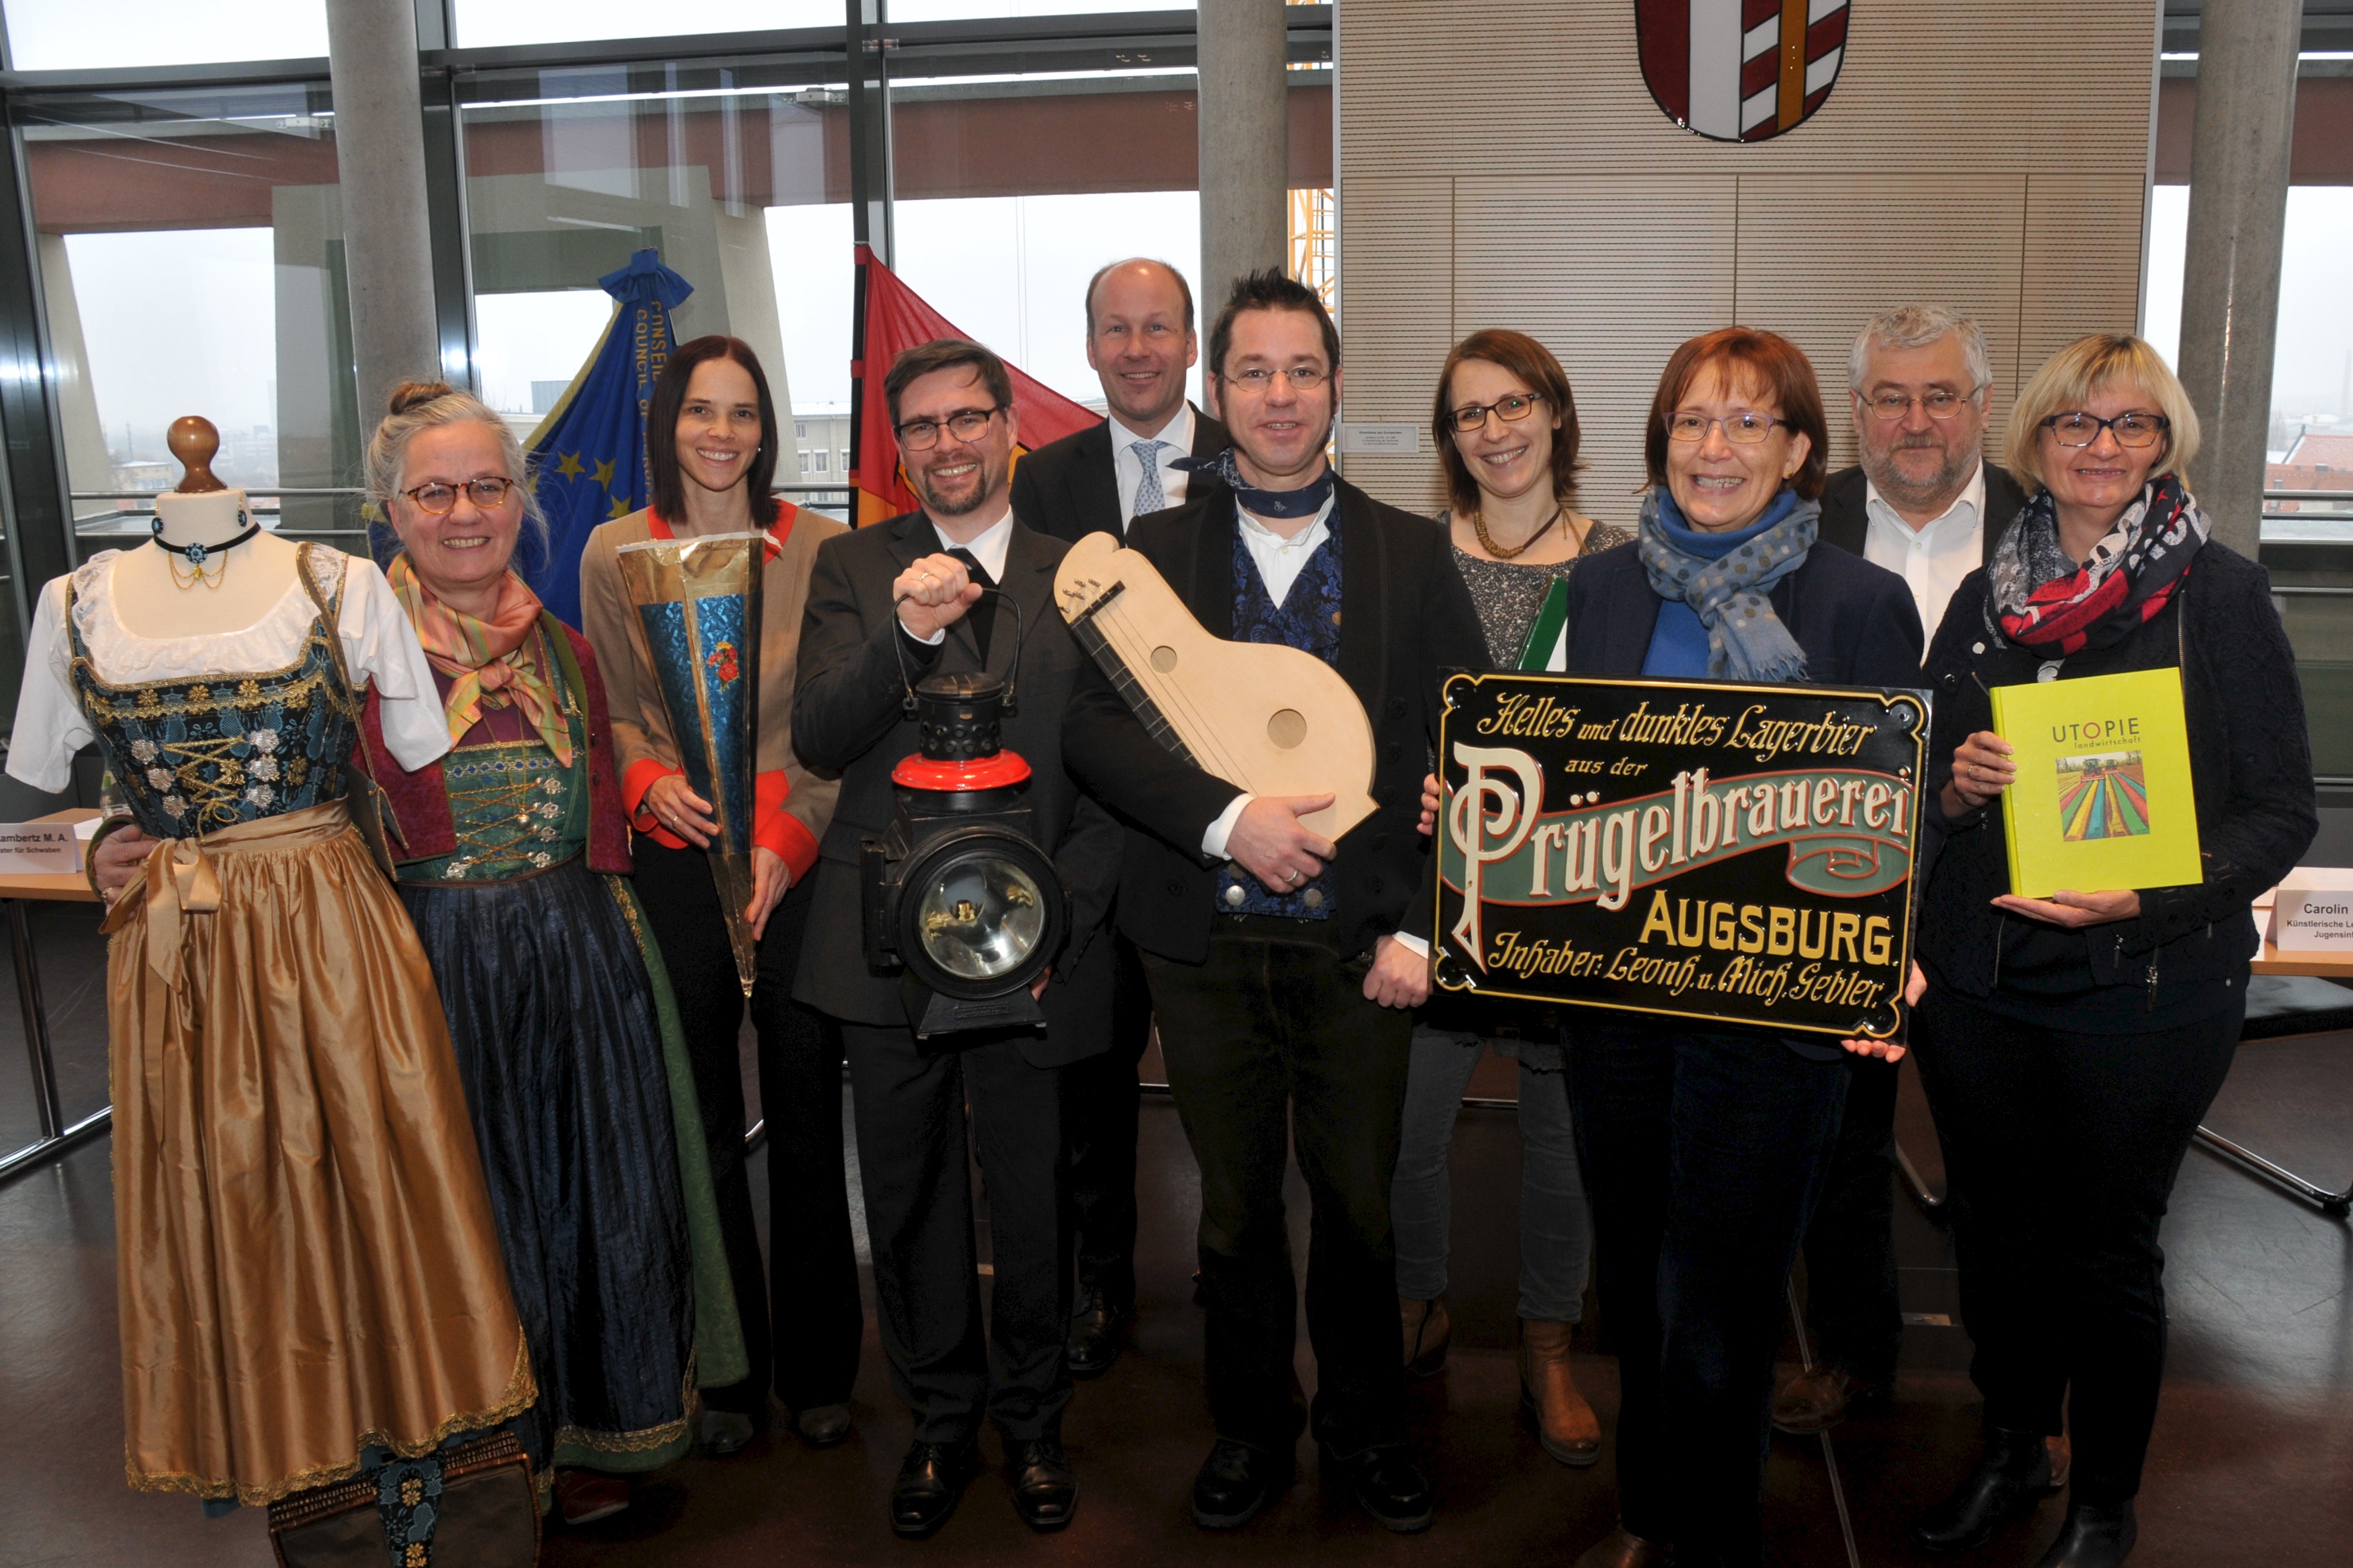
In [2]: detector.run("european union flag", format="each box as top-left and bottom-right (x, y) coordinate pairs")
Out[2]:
(518, 249), (694, 628)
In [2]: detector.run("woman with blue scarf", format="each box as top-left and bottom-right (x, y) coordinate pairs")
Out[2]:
(1549, 328), (1923, 1568)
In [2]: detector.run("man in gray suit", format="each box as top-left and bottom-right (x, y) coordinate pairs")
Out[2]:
(793, 338), (1239, 1541)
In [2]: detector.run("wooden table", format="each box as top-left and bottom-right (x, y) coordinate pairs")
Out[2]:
(0, 808), (106, 1181)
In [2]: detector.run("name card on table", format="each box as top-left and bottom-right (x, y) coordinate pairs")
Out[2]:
(0, 823), (84, 876)
(2269, 868), (2353, 951)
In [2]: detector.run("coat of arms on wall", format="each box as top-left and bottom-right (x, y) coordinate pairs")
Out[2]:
(1636, 1), (1851, 142)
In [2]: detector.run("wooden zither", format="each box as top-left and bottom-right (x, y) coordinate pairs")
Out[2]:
(1052, 531), (1378, 841)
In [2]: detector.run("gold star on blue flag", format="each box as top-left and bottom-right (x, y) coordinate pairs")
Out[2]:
(517, 248), (693, 626)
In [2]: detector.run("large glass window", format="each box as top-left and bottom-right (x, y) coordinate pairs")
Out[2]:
(4, 0), (328, 71)
(451, 1), (839, 49)
(2142, 183), (2353, 775)
(14, 83), (357, 544)
(457, 53), (855, 511)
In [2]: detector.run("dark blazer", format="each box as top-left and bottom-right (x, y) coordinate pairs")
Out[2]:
(1816, 461), (2031, 568)
(1010, 404), (1230, 544)
(790, 510), (1235, 1058)
(1918, 543), (2316, 1000)
(1114, 477), (1488, 965)
(1557, 539), (1925, 692)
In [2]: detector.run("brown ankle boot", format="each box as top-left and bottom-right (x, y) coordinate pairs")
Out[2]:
(1519, 1319), (1601, 1466)
(1400, 1296), (1450, 1380)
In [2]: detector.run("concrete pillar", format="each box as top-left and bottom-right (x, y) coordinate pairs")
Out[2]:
(1197, 0), (1289, 326)
(325, 0), (441, 420)
(2175, 1), (2303, 557)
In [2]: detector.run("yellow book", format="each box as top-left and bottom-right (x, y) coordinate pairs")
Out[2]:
(1988, 666), (2202, 898)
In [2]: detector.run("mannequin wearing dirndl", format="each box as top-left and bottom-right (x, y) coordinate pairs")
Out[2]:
(4, 502), (534, 1516)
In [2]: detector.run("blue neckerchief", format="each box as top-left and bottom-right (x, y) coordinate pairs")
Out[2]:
(1177, 446), (1334, 520)
(1651, 484), (1797, 558)
(1634, 484), (1817, 683)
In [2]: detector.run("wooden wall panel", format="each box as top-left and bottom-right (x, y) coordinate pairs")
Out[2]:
(1335, 0), (2160, 510)
(1332, 175), (1453, 507)
(1447, 176), (1737, 522)
(1731, 173), (2028, 477)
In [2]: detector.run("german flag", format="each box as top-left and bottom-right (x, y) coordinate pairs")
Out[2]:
(848, 242), (1099, 527)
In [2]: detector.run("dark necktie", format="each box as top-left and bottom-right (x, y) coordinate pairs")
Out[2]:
(950, 547), (995, 665)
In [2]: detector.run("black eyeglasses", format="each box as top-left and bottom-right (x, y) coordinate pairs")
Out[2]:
(2041, 411), (2169, 448)
(896, 406), (1002, 450)
(403, 477), (517, 514)
(1447, 392), (1547, 433)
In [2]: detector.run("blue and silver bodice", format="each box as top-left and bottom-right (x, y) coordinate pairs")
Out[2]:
(67, 568), (363, 841)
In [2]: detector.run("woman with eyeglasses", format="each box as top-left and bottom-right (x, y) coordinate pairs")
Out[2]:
(359, 380), (745, 1521)
(577, 335), (861, 1456)
(1393, 330), (1627, 1466)
(1545, 328), (1923, 1568)
(1904, 335), (2314, 1568)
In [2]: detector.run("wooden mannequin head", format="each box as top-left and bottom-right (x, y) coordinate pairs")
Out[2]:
(167, 416), (226, 494)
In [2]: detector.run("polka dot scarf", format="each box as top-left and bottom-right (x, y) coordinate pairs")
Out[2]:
(1634, 484), (1819, 682)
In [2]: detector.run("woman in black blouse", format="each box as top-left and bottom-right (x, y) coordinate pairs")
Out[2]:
(1908, 334), (2315, 1568)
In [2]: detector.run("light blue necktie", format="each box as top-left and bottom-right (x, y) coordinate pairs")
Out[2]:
(1130, 439), (1172, 522)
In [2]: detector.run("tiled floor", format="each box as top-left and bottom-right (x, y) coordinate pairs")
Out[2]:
(3, 1021), (2348, 1566)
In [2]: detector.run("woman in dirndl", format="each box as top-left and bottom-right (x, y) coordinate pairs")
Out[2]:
(354, 380), (747, 1523)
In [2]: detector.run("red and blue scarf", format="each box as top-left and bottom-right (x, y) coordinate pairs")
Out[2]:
(1986, 473), (2207, 655)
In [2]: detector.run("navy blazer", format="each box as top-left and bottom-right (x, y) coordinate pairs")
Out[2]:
(1556, 538), (1926, 690)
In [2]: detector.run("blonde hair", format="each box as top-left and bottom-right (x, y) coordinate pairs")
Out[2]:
(363, 379), (546, 540)
(2005, 335), (2200, 494)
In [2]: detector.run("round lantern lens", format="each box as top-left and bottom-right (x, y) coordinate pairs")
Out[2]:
(914, 850), (1048, 981)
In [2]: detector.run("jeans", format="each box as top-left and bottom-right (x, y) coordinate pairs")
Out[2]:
(1141, 918), (1414, 1457)
(1393, 1025), (1590, 1322)
(1568, 1023), (1849, 1568)
(1908, 984), (2243, 1506)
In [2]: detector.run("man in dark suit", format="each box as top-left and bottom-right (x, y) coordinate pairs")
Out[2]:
(1008, 257), (1230, 1380)
(792, 339), (1236, 1540)
(1778, 305), (2028, 1442)
(1109, 272), (1486, 1535)
(1011, 256), (1231, 545)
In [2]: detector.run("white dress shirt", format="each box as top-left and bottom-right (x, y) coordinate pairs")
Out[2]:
(903, 503), (1016, 646)
(1861, 461), (1985, 642)
(1107, 404), (1195, 530)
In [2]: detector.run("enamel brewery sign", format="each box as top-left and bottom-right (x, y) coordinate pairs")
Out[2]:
(1636, 0), (1852, 142)
(1434, 673), (1926, 1039)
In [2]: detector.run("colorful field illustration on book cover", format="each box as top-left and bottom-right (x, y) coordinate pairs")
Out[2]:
(1988, 666), (2200, 898)
(2057, 749), (2150, 841)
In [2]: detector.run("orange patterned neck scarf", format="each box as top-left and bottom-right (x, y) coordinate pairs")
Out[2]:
(387, 553), (574, 766)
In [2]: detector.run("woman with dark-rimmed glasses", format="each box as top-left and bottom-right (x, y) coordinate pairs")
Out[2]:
(1393, 330), (1628, 1469)
(1906, 334), (2314, 1568)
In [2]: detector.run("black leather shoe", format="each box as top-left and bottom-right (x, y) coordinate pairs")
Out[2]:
(2036, 1500), (2137, 1567)
(1005, 1439), (1078, 1532)
(1320, 1443), (1435, 1534)
(1067, 1290), (1132, 1379)
(792, 1404), (852, 1448)
(1911, 1427), (2057, 1555)
(1191, 1439), (1292, 1530)
(888, 1438), (978, 1540)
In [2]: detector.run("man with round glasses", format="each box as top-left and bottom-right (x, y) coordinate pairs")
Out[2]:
(1773, 305), (2029, 1446)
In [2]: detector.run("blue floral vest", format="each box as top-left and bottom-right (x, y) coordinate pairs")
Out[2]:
(1217, 514), (1342, 921)
(67, 544), (364, 840)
